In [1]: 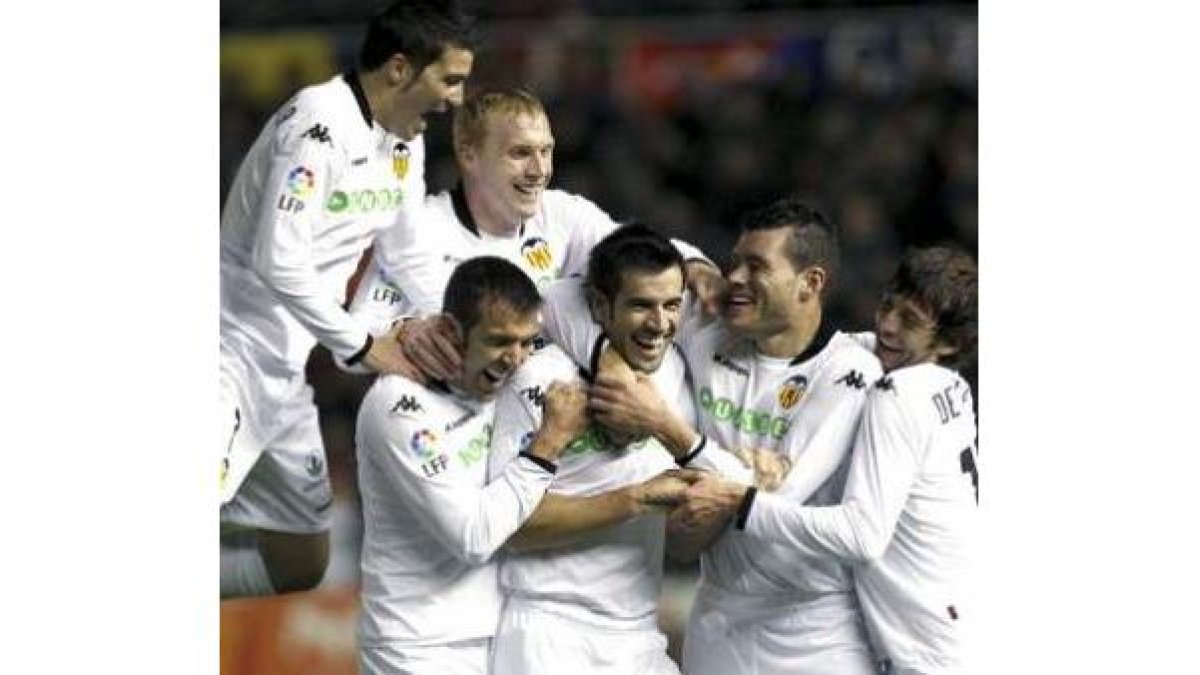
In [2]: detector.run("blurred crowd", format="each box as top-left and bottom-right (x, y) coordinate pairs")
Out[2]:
(220, 2), (976, 593)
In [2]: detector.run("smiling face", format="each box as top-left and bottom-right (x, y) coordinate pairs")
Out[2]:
(591, 266), (684, 374)
(381, 46), (474, 140)
(873, 292), (957, 373)
(458, 298), (541, 398)
(723, 227), (809, 338)
(460, 110), (554, 233)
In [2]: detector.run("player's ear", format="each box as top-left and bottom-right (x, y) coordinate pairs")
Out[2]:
(585, 284), (610, 323)
(387, 53), (416, 87)
(797, 266), (826, 302)
(932, 336), (960, 363)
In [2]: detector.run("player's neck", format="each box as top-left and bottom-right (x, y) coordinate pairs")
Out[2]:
(463, 184), (522, 238)
(755, 303), (822, 359)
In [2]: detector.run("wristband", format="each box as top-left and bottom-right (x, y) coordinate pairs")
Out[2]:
(676, 434), (707, 467)
(519, 451), (558, 475)
(344, 334), (374, 366)
(734, 486), (758, 530)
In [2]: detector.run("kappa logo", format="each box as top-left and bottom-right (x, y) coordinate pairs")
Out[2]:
(521, 385), (546, 407)
(521, 237), (553, 271)
(777, 374), (809, 409)
(875, 376), (894, 392)
(389, 395), (424, 415)
(836, 370), (867, 390)
(305, 454), (325, 477)
(302, 123), (331, 144)
(713, 353), (749, 377)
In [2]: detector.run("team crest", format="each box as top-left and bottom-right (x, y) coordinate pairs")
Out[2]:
(521, 236), (553, 271)
(777, 374), (809, 409)
(410, 429), (439, 458)
(393, 142), (410, 180)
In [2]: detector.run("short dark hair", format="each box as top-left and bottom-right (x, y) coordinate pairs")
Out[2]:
(359, 0), (480, 73)
(887, 246), (978, 372)
(740, 195), (840, 289)
(443, 257), (541, 334)
(586, 224), (686, 302)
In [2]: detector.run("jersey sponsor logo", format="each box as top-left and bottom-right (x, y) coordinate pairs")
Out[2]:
(698, 386), (790, 439)
(393, 142), (410, 180)
(389, 395), (424, 415)
(561, 424), (648, 457)
(301, 123), (331, 144)
(835, 370), (867, 390)
(410, 429), (439, 458)
(326, 188), (403, 214)
(521, 237), (554, 271)
(713, 353), (749, 377)
(286, 166), (315, 197)
(777, 374), (808, 409)
(455, 423), (493, 468)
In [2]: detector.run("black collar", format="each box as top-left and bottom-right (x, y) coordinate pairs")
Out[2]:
(449, 183), (527, 239)
(344, 70), (374, 128)
(788, 315), (836, 366)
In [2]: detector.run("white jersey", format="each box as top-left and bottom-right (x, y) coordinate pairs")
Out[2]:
(680, 320), (883, 600)
(221, 72), (427, 376)
(489, 344), (679, 630)
(744, 363), (978, 673)
(355, 374), (555, 646)
(346, 190), (714, 335)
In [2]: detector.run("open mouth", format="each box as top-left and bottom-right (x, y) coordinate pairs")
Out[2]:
(482, 365), (509, 385)
(513, 183), (542, 199)
(725, 289), (755, 311)
(632, 334), (666, 353)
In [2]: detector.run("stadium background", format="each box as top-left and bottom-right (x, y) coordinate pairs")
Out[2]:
(220, 1), (976, 671)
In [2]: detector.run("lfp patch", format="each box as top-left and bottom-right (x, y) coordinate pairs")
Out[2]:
(287, 166), (315, 197)
(777, 374), (809, 410)
(410, 429), (439, 458)
(521, 237), (553, 271)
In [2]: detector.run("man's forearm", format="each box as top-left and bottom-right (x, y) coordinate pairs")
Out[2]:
(506, 489), (641, 552)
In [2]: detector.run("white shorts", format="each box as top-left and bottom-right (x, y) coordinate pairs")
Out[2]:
(360, 637), (491, 675)
(492, 602), (679, 675)
(219, 347), (332, 534)
(682, 589), (876, 675)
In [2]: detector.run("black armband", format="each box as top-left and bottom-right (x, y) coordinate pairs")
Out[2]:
(676, 434), (707, 467)
(734, 486), (758, 530)
(519, 451), (558, 475)
(344, 334), (374, 366)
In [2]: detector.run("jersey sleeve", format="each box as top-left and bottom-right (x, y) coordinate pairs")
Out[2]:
(771, 352), (883, 505)
(489, 348), (581, 480)
(554, 193), (618, 278)
(358, 381), (556, 565)
(249, 110), (370, 362)
(741, 379), (927, 562)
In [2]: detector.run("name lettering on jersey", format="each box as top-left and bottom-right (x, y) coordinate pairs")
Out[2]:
(393, 142), (410, 180)
(302, 123), (331, 144)
(389, 395), (424, 416)
(326, 188), (403, 214)
(777, 374), (809, 410)
(521, 385), (546, 408)
(713, 353), (749, 378)
(521, 237), (554, 271)
(835, 370), (867, 390)
(931, 385), (964, 424)
(698, 386), (790, 440)
(286, 166), (315, 198)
